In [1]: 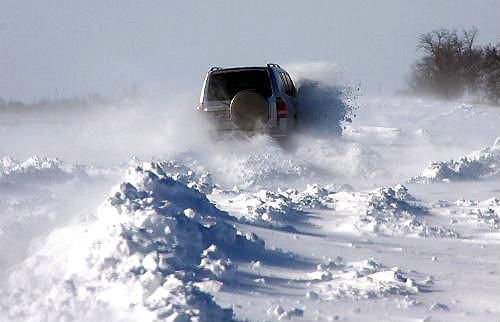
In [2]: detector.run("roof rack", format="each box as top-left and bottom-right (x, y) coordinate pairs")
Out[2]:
(209, 66), (222, 72)
(267, 63), (281, 68)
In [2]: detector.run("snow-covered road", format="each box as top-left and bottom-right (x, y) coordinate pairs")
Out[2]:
(1, 95), (499, 321)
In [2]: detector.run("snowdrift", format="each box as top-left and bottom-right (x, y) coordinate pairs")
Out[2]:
(308, 258), (419, 300)
(321, 184), (456, 237)
(0, 156), (85, 184)
(212, 184), (456, 238)
(352, 185), (456, 237)
(212, 184), (333, 229)
(411, 138), (500, 183)
(458, 200), (500, 230)
(2, 161), (272, 322)
(0, 155), (120, 186)
(448, 197), (500, 230)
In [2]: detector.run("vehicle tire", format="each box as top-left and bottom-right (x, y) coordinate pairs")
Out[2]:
(230, 90), (269, 131)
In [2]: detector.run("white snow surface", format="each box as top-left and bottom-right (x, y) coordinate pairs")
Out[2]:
(0, 156), (84, 184)
(308, 258), (419, 300)
(2, 162), (261, 322)
(412, 138), (500, 182)
(1, 94), (500, 322)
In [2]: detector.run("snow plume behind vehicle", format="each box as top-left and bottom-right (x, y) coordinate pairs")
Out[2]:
(286, 62), (359, 135)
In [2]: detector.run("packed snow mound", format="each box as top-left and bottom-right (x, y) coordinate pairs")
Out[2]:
(149, 159), (215, 194)
(214, 189), (302, 229)
(212, 184), (454, 237)
(411, 138), (500, 183)
(0, 156), (86, 184)
(266, 304), (304, 320)
(2, 161), (272, 322)
(0, 155), (118, 185)
(452, 197), (500, 230)
(308, 257), (419, 300)
(211, 184), (336, 229)
(334, 185), (457, 237)
(284, 184), (335, 209)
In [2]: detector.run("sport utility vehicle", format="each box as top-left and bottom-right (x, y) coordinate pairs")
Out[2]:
(198, 64), (297, 138)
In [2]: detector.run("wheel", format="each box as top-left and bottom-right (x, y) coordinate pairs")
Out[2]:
(230, 90), (269, 131)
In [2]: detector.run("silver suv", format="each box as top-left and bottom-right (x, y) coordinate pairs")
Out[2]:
(197, 64), (297, 138)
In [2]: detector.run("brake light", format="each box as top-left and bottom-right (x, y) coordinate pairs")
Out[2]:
(276, 97), (288, 118)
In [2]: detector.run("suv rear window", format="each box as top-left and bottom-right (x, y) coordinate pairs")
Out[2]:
(207, 69), (272, 101)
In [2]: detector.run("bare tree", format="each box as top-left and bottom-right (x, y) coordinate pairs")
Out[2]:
(408, 27), (497, 102)
(461, 28), (483, 97)
(413, 29), (464, 98)
(481, 44), (500, 104)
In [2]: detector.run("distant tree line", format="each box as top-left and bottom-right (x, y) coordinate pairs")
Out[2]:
(408, 27), (500, 104)
(0, 94), (114, 113)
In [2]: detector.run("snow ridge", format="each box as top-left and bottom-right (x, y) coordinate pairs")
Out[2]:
(152, 159), (215, 194)
(411, 138), (500, 183)
(309, 257), (419, 300)
(453, 197), (500, 230)
(358, 185), (457, 237)
(0, 156), (83, 184)
(2, 161), (270, 322)
(215, 184), (455, 237)
(212, 184), (334, 229)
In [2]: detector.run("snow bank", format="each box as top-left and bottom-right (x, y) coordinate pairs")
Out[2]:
(276, 184), (459, 237)
(266, 304), (304, 320)
(214, 184), (454, 237)
(352, 185), (456, 237)
(217, 189), (302, 229)
(308, 257), (419, 300)
(212, 184), (336, 229)
(145, 159), (215, 194)
(0, 156), (84, 184)
(0, 156), (120, 278)
(285, 184), (335, 209)
(311, 184), (455, 237)
(2, 161), (270, 322)
(0, 155), (119, 185)
(452, 197), (500, 230)
(411, 138), (500, 183)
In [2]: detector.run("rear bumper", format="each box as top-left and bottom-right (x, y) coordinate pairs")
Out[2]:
(205, 115), (287, 137)
(209, 127), (287, 139)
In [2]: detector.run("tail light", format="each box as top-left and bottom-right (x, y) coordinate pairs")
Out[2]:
(197, 102), (204, 112)
(276, 97), (288, 118)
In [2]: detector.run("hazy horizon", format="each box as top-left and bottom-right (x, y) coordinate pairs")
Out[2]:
(1, 0), (499, 101)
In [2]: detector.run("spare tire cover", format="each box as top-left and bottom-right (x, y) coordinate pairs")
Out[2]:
(230, 90), (269, 130)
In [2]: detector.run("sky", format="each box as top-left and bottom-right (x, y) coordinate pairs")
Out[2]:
(1, 0), (499, 101)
